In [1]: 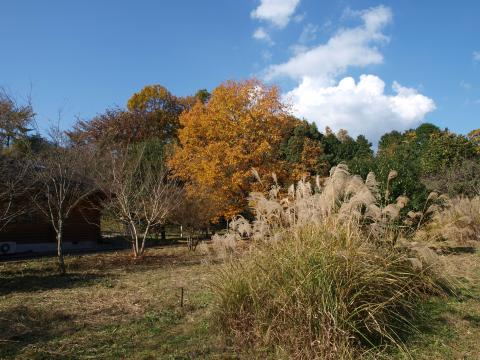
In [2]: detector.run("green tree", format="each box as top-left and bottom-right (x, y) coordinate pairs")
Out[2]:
(375, 123), (461, 210)
(468, 129), (480, 153)
(194, 89), (211, 104)
(347, 135), (374, 178)
(378, 123), (440, 158)
(420, 131), (477, 175)
(321, 131), (342, 166)
(376, 140), (427, 210)
(414, 123), (441, 146)
(281, 120), (329, 176)
(320, 130), (374, 178)
(378, 130), (403, 155)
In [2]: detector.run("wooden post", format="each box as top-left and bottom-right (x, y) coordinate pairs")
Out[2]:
(180, 287), (184, 307)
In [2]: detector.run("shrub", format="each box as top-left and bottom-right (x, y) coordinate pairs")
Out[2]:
(211, 165), (449, 358)
(422, 159), (480, 197)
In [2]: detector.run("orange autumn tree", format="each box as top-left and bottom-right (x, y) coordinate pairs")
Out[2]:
(170, 79), (298, 221)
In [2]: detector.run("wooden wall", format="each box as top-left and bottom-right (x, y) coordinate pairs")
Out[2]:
(0, 200), (101, 243)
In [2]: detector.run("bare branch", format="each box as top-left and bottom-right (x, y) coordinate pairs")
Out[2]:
(99, 143), (182, 257)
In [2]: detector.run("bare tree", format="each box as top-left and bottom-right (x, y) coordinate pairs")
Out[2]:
(171, 190), (216, 251)
(30, 131), (97, 274)
(0, 156), (30, 231)
(101, 144), (181, 257)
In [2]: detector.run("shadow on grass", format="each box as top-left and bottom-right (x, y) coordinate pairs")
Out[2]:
(0, 272), (104, 296)
(66, 251), (205, 273)
(0, 305), (76, 359)
(101, 235), (181, 249)
(413, 298), (454, 334)
(366, 298), (457, 359)
(463, 314), (480, 327)
(437, 246), (477, 255)
(1, 246), (206, 288)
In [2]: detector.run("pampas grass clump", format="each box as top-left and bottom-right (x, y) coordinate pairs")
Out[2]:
(416, 196), (480, 246)
(213, 221), (445, 359)
(211, 165), (450, 358)
(214, 164), (411, 250)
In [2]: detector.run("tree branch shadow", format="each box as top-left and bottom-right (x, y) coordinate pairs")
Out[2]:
(0, 272), (104, 296)
(0, 305), (76, 358)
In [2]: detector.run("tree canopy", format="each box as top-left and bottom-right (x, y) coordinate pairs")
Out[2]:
(0, 91), (35, 150)
(68, 84), (208, 149)
(169, 79), (298, 220)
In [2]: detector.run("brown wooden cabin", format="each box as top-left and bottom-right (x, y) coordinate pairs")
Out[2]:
(0, 197), (102, 255)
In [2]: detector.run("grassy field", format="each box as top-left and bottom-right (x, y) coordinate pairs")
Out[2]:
(0, 245), (479, 359)
(0, 246), (234, 359)
(390, 249), (480, 360)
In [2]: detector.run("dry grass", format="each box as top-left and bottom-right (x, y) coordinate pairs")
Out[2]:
(213, 222), (448, 359)
(415, 196), (480, 247)
(1, 163), (478, 359)
(0, 246), (232, 359)
(210, 165), (456, 358)
(211, 164), (411, 255)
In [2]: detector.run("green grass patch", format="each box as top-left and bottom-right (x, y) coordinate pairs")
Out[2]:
(385, 251), (480, 359)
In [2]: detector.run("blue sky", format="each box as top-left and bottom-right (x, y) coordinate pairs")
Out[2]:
(1, 0), (479, 144)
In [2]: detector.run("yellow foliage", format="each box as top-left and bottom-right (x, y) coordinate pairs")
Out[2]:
(169, 79), (297, 221)
(127, 84), (174, 112)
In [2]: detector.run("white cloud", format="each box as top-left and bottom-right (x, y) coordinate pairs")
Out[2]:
(253, 27), (274, 45)
(262, 5), (436, 143)
(289, 44), (308, 55)
(298, 23), (318, 44)
(251, 0), (301, 28)
(474, 51), (480, 61)
(266, 5), (392, 83)
(285, 75), (436, 143)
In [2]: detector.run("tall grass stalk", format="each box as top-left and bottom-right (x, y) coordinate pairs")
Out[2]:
(211, 165), (451, 358)
(213, 220), (445, 359)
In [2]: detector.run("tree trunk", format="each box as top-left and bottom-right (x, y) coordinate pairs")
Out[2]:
(130, 223), (140, 258)
(57, 220), (66, 275)
(139, 225), (150, 256)
(131, 239), (138, 257)
(161, 225), (166, 242)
